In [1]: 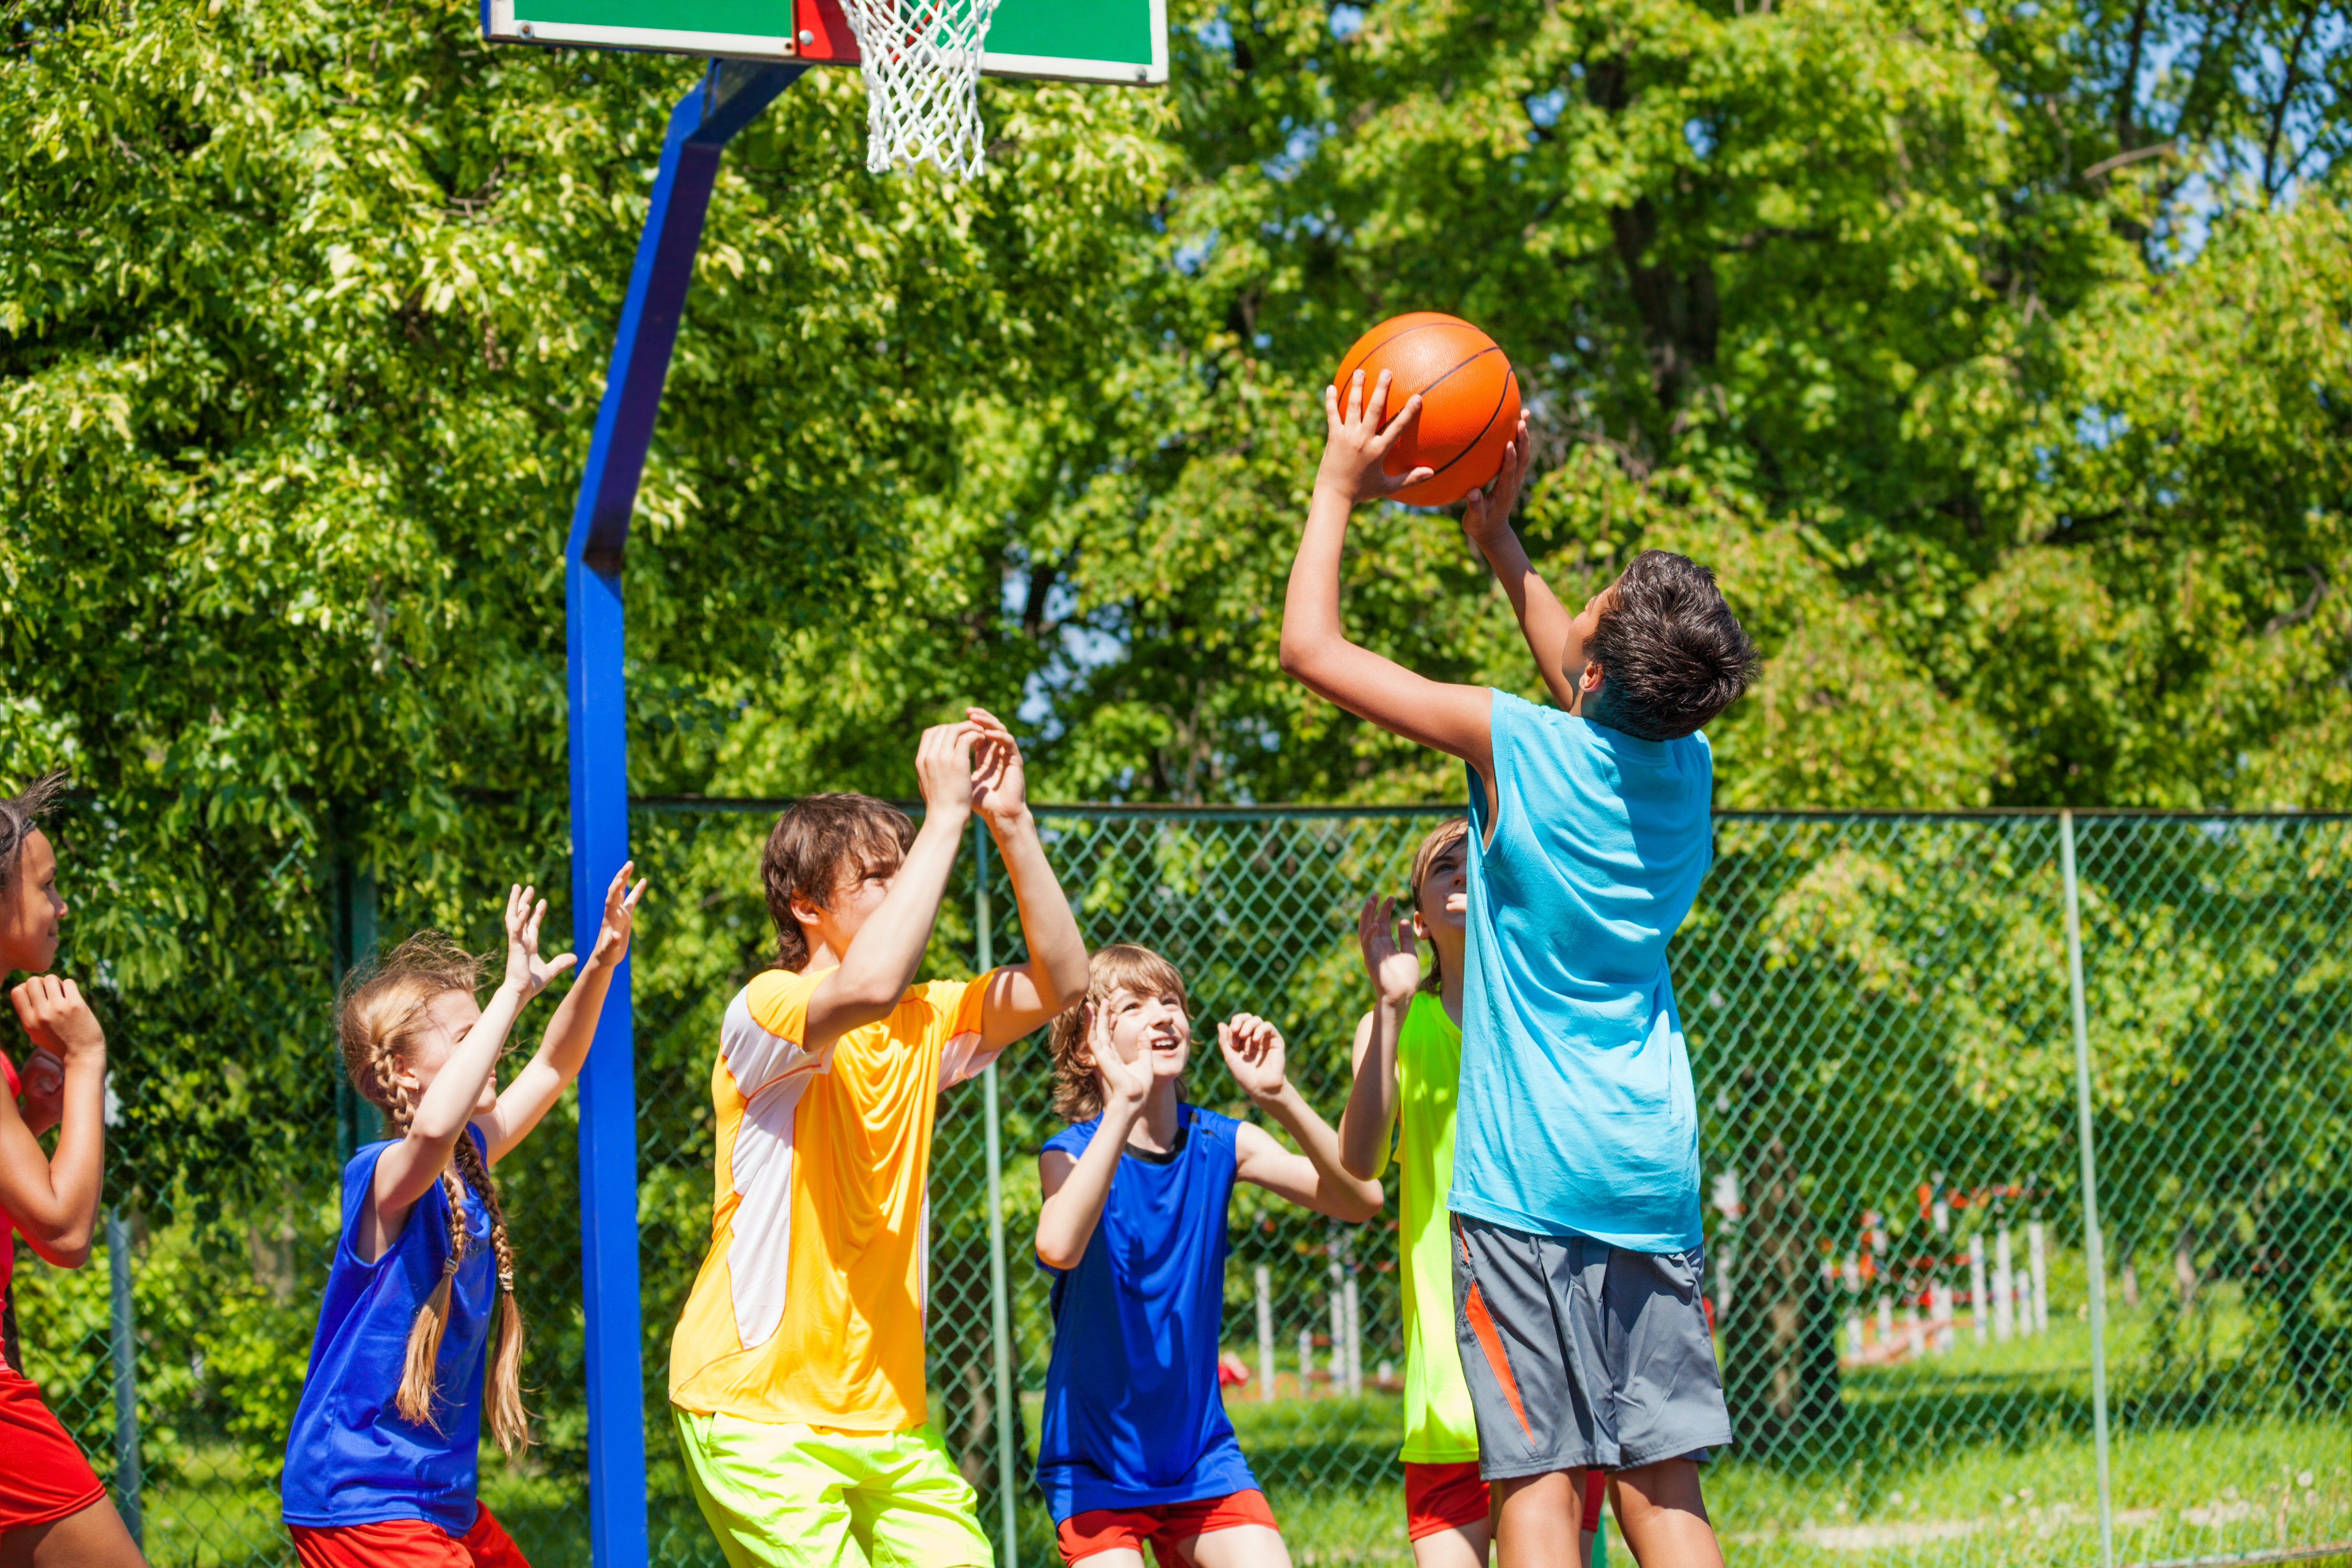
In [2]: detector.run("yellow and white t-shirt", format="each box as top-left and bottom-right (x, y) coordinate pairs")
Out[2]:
(667, 967), (1000, 1431)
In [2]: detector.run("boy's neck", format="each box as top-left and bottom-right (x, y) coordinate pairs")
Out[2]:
(1434, 937), (1468, 1027)
(1125, 1079), (1184, 1154)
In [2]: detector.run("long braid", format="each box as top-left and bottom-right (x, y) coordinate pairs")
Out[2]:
(335, 932), (526, 1446)
(450, 1128), (529, 1454)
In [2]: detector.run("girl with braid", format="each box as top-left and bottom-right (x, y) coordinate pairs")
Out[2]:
(281, 864), (645, 1568)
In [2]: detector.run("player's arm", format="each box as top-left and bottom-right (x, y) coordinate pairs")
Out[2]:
(1279, 370), (1495, 786)
(1456, 424), (1580, 709)
(1337, 896), (1418, 1181)
(1035, 1004), (1152, 1269)
(479, 862), (647, 1165)
(1224, 1014), (1384, 1222)
(798, 723), (979, 1053)
(964, 708), (1089, 1051)
(0, 977), (107, 1266)
(370, 884), (545, 1252)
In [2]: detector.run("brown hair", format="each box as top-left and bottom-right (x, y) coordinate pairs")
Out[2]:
(1407, 818), (1470, 996)
(1586, 549), (1760, 740)
(1047, 944), (1190, 1122)
(760, 794), (916, 971)
(335, 932), (529, 1456)
(0, 772), (68, 898)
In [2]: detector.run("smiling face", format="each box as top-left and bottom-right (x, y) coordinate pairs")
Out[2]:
(1095, 984), (1192, 1086)
(0, 829), (68, 974)
(395, 988), (501, 1118)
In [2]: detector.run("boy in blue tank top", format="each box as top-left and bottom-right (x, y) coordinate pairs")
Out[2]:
(1034, 944), (1384, 1568)
(1281, 374), (1759, 1568)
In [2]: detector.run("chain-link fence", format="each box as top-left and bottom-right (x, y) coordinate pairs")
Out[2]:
(12, 807), (2351, 1567)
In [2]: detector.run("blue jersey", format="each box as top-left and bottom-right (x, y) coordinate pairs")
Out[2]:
(1451, 689), (1715, 1252)
(282, 1130), (498, 1533)
(1036, 1103), (1258, 1520)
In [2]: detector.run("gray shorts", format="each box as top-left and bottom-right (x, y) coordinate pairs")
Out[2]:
(1450, 1213), (1732, 1479)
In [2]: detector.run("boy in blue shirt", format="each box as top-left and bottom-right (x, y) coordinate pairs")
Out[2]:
(1034, 944), (1384, 1567)
(1280, 371), (1759, 1568)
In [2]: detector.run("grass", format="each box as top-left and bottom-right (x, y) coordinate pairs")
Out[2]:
(118, 1292), (2352, 1567)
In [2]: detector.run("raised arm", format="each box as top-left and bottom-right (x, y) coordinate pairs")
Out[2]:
(1224, 1014), (1384, 1222)
(1337, 896), (1419, 1182)
(1279, 370), (1495, 782)
(798, 723), (981, 1053)
(963, 708), (1089, 1051)
(0, 977), (108, 1266)
(369, 884), (552, 1250)
(1035, 1005), (1152, 1270)
(1457, 422), (1584, 709)
(477, 860), (648, 1165)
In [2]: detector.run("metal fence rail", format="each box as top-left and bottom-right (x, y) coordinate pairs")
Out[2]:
(12, 807), (2351, 1567)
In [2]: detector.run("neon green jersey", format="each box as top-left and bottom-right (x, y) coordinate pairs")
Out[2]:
(1395, 990), (1480, 1463)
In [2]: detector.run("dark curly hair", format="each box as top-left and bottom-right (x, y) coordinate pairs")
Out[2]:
(0, 772), (69, 897)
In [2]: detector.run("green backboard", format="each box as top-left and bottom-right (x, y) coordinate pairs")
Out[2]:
(482, 0), (1169, 85)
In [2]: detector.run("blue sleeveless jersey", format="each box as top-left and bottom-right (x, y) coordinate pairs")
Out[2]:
(1036, 1103), (1259, 1520)
(282, 1129), (497, 1532)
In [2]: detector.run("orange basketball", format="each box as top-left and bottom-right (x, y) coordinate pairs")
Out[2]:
(1333, 312), (1521, 507)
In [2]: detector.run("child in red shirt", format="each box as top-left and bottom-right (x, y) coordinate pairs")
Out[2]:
(0, 772), (145, 1568)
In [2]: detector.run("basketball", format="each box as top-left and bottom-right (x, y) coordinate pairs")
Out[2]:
(1333, 312), (1522, 507)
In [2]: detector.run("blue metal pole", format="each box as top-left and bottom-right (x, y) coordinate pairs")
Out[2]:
(567, 58), (806, 1568)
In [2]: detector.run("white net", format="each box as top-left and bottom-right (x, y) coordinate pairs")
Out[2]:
(839, 0), (1002, 179)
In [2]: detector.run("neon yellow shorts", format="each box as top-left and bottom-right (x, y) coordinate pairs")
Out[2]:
(672, 1407), (993, 1568)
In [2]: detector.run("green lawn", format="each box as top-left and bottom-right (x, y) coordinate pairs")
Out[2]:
(120, 1296), (2352, 1568)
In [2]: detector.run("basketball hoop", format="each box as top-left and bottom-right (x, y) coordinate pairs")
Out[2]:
(839, 0), (1001, 179)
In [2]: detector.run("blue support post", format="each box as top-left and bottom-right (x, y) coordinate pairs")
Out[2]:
(566, 57), (807, 1568)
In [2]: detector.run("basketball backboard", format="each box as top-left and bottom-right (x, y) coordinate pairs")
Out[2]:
(482, 0), (1169, 85)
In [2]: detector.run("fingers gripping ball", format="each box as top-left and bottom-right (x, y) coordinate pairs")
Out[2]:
(1335, 313), (1522, 506)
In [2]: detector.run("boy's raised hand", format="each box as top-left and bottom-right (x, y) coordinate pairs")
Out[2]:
(1084, 1003), (1152, 1118)
(502, 883), (576, 1002)
(1357, 896), (1421, 1005)
(1218, 1013), (1292, 1104)
(1459, 414), (1534, 550)
(588, 860), (650, 971)
(1316, 369), (1435, 506)
(914, 720), (982, 819)
(966, 707), (1029, 828)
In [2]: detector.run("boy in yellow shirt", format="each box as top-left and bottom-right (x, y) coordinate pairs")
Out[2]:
(669, 709), (1089, 1567)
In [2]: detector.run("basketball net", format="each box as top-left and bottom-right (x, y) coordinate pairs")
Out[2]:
(839, 0), (1001, 179)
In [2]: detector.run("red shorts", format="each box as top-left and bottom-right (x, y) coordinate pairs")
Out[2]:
(1402, 1462), (1606, 1542)
(290, 1503), (531, 1568)
(0, 1367), (105, 1532)
(1058, 1488), (1279, 1566)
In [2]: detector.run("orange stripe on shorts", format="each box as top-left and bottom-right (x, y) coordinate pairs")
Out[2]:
(1462, 1281), (1534, 1441)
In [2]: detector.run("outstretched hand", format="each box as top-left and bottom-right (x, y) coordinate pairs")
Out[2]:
(1316, 369), (1436, 505)
(588, 860), (650, 971)
(1218, 1013), (1292, 1104)
(1085, 1003), (1152, 1117)
(1357, 896), (1421, 1004)
(1459, 414), (1534, 550)
(502, 883), (576, 1001)
(966, 707), (1029, 828)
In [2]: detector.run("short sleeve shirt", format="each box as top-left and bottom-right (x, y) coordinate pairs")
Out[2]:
(667, 968), (997, 1431)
